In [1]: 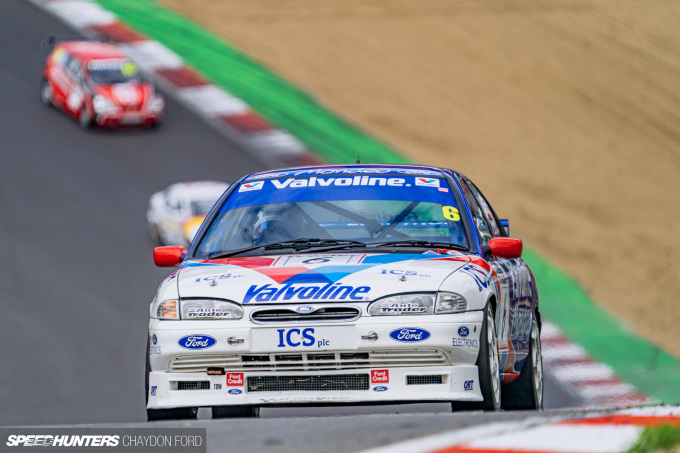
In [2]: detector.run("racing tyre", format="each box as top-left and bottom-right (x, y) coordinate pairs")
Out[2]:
(501, 315), (543, 410)
(147, 407), (198, 421)
(40, 79), (54, 107)
(79, 106), (93, 129)
(212, 406), (260, 418)
(453, 303), (501, 411)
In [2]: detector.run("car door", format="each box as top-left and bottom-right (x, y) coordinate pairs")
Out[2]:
(463, 178), (534, 377)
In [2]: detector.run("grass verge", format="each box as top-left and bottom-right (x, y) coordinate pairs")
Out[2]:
(629, 425), (680, 453)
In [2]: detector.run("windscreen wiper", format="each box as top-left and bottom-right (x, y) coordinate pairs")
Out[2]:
(367, 240), (468, 251)
(268, 238), (367, 252)
(207, 238), (367, 259)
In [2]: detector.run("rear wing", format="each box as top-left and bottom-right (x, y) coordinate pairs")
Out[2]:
(40, 34), (106, 50)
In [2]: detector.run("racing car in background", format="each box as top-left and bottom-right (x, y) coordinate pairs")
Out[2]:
(147, 181), (230, 247)
(146, 164), (543, 420)
(40, 38), (164, 129)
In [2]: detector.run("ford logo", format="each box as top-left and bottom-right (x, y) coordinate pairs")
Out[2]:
(373, 386), (388, 392)
(295, 306), (316, 313)
(228, 389), (242, 395)
(458, 326), (469, 337)
(389, 328), (431, 343)
(152, 334), (157, 345)
(178, 335), (216, 349)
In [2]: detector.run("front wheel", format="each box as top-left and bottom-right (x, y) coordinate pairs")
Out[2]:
(79, 106), (93, 129)
(40, 79), (54, 107)
(501, 315), (543, 410)
(453, 303), (500, 411)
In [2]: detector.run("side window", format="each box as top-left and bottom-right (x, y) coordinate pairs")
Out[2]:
(466, 180), (502, 238)
(461, 181), (492, 246)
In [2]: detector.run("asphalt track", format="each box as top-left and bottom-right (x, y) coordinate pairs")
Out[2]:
(0, 0), (579, 433)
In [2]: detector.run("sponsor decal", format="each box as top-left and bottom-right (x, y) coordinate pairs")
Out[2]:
(452, 338), (479, 348)
(295, 305), (316, 313)
(186, 308), (233, 318)
(373, 386), (389, 392)
(87, 58), (127, 70)
(248, 167), (441, 179)
(270, 176), (409, 189)
(178, 335), (216, 350)
(371, 370), (389, 384)
(438, 187), (449, 192)
(389, 328), (431, 342)
(458, 326), (470, 337)
(112, 84), (141, 105)
(194, 273), (244, 283)
(238, 181), (264, 192)
(228, 389), (242, 395)
(226, 373), (244, 386)
(214, 383), (222, 390)
(379, 269), (431, 277)
(243, 283), (370, 303)
(150, 386), (157, 396)
(379, 302), (427, 314)
(415, 177), (440, 188)
(464, 380), (474, 391)
(149, 345), (162, 355)
(276, 328), (330, 348)
(152, 334), (157, 345)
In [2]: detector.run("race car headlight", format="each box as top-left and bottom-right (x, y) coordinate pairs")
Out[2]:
(368, 293), (435, 315)
(93, 95), (117, 113)
(435, 292), (467, 313)
(180, 299), (243, 320)
(157, 300), (179, 320)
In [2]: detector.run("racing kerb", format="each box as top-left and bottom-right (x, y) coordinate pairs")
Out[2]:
(29, 0), (680, 405)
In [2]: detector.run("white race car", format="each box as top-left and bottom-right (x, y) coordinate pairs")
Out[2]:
(147, 181), (229, 247)
(146, 165), (542, 420)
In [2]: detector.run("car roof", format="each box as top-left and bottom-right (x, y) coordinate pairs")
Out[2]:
(57, 41), (128, 62)
(242, 164), (455, 182)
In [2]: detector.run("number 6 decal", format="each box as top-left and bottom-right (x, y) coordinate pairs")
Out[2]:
(442, 206), (460, 221)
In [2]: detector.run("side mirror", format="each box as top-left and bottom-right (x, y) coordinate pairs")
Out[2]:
(153, 246), (187, 267)
(500, 219), (510, 236)
(485, 237), (522, 259)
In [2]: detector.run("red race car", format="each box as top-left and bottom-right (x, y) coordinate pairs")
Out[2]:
(40, 39), (164, 129)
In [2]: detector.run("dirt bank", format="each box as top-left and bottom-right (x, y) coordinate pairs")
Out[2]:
(160, 0), (680, 358)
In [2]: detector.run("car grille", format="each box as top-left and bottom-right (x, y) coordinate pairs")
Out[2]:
(247, 374), (369, 392)
(168, 349), (450, 373)
(174, 380), (210, 390)
(250, 307), (361, 323)
(406, 375), (444, 385)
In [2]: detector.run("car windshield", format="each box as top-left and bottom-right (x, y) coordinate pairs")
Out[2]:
(194, 173), (468, 258)
(87, 59), (143, 84)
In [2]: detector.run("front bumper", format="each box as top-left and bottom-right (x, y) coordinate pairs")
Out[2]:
(147, 311), (484, 409)
(96, 109), (162, 127)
